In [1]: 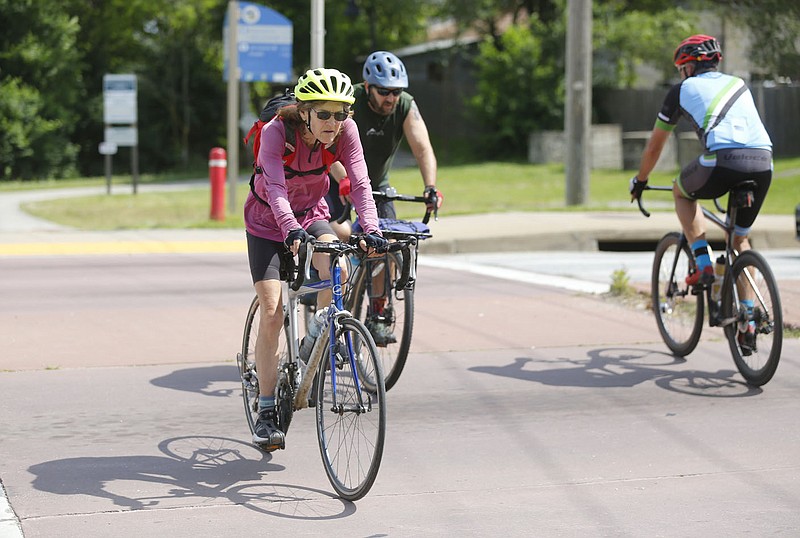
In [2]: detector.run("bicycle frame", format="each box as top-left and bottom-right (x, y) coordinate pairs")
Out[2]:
(285, 241), (368, 412)
(639, 183), (773, 328)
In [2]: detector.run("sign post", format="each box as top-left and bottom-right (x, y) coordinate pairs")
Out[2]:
(102, 74), (139, 194)
(98, 142), (118, 194)
(224, 1), (293, 214)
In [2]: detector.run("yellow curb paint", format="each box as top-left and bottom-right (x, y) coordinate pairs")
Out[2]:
(0, 241), (246, 256)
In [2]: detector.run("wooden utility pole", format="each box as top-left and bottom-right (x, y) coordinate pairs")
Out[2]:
(564, 0), (592, 206)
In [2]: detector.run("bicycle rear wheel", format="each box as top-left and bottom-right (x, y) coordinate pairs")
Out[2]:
(349, 252), (414, 390)
(238, 296), (294, 438)
(721, 250), (783, 386)
(651, 232), (704, 356)
(315, 316), (386, 501)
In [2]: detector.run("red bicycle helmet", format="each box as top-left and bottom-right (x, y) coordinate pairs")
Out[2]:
(673, 34), (722, 66)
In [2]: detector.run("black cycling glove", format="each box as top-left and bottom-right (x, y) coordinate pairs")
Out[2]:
(363, 233), (388, 252)
(284, 228), (311, 249)
(629, 176), (647, 201)
(423, 185), (443, 211)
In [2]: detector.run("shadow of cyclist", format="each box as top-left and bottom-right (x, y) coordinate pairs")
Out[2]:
(150, 365), (239, 397)
(27, 435), (352, 518)
(469, 347), (760, 397)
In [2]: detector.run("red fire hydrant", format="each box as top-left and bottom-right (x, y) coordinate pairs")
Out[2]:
(209, 147), (227, 221)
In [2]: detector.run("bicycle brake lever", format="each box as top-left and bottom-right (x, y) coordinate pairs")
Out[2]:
(303, 240), (314, 281)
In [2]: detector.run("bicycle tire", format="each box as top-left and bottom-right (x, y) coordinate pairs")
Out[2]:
(651, 232), (704, 356)
(315, 316), (386, 501)
(349, 251), (414, 390)
(238, 296), (294, 439)
(238, 296), (261, 436)
(721, 250), (783, 386)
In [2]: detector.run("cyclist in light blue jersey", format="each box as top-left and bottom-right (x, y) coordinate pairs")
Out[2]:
(629, 34), (773, 288)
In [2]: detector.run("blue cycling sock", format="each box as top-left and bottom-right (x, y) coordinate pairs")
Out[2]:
(691, 239), (712, 271)
(259, 396), (276, 412)
(740, 299), (755, 329)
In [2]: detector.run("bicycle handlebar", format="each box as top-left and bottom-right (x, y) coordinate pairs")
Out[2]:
(635, 184), (672, 218)
(636, 184), (731, 218)
(289, 236), (416, 291)
(335, 188), (437, 225)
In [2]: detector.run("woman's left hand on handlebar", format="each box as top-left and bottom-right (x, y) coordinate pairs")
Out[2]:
(358, 233), (388, 257)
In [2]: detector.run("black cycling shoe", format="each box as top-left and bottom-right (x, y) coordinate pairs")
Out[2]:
(252, 408), (285, 451)
(366, 318), (396, 347)
(738, 325), (757, 356)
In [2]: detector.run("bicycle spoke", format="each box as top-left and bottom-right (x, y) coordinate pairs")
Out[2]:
(723, 251), (783, 386)
(316, 317), (385, 501)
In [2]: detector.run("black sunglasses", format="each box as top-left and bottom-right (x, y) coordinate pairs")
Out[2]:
(311, 109), (349, 122)
(373, 87), (403, 97)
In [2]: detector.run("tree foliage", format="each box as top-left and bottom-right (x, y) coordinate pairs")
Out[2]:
(3, 0), (796, 179)
(0, 0), (83, 179)
(593, 4), (698, 88)
(711, 0), (800, 81)
(468, 22), (566, 158)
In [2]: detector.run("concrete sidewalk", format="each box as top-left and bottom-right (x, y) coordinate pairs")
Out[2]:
(0, 210), (796, 256)
(0, 184), (797, 255)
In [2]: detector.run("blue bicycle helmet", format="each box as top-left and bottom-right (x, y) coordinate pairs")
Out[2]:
(362, 51), (408, 88)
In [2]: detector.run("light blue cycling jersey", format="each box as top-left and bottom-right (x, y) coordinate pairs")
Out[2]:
(656, 71), (772, 152)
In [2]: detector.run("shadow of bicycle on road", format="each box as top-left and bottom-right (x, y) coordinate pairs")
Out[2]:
(150, 364), (240, 397)
(470, 347), (761, 398)
(27, 435), (354, 519)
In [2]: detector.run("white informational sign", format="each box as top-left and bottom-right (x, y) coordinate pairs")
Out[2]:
(105, 126), (138, 147)
(103, 74), (138, 124)
(98, 141), (118, 155)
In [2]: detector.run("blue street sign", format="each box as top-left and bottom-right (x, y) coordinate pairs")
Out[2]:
(224, 2), (293, 83)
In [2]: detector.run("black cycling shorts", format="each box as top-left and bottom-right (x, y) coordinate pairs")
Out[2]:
(246, 220), (336, 284)
(677, 148), (772, 230)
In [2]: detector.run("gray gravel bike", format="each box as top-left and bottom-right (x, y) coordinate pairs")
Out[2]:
(237, 237), (407, 500)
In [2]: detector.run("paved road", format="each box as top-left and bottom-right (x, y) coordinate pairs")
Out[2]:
(2, 251), (799, 536)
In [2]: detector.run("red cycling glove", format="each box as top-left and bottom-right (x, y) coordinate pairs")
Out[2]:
(338, 176), (351, 197)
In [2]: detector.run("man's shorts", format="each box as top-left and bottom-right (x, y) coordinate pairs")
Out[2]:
(677, 148), (772, 230)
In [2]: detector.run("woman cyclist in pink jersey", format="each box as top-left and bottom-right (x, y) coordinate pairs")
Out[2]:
(244, 68), (387, 451)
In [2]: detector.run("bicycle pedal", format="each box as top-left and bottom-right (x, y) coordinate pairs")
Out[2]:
(255, 440), (285, 452)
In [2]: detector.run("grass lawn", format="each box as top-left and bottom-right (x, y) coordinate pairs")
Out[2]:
(11, 158), (800, 230)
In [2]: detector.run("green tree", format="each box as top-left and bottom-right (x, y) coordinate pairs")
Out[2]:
(468, 22), (566, 158)
(712, 0), (800, 80)
(248, 0), (431, 112)
(63, 0), (227, 175)
(593, 4), (698, 88)
(0, 0), (83, 180)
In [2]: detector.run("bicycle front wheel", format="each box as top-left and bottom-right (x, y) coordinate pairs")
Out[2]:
(350, 252), (414, 391)
(721, 250), (783, 386)
(652, 232), (704, 356)
(315, 316), (386, 501)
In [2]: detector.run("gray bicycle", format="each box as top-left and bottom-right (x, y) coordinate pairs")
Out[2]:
(638, 182), (783, 386)
(236, 237), (409, 500)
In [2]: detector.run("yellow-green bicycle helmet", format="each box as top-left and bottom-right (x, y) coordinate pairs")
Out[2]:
(294, 68), (355, 104)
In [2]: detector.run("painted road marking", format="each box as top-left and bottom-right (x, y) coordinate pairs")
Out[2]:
(419, 257), (609, 294)
(0, 241), (246, 256)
